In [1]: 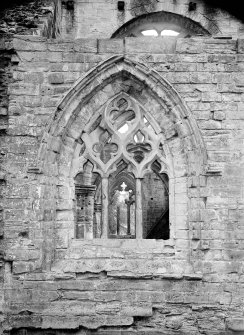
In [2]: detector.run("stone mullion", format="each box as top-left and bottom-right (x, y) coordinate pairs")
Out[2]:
(101, 177), (109, 238)
(127, 202), (131, 235)
(136, 178), (143, 239)
(94, 203), (102, 238)
(116, 205), (120, 235)
(125, 197), (135, 235)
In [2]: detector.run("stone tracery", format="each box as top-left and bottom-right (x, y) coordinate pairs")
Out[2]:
(75, 93), (170, 239)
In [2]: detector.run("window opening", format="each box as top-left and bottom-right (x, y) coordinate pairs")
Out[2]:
(109, 170), (136, 238)
(160, 29), (179, 36)
(141, 29), (158, 36)
(142, 167), (169, 239)
(141, 29), (179, 37)
(75, 94), (169, 239)
(118, 123), (129, 134)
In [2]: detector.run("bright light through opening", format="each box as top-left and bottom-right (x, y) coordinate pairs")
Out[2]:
(141, 29), (158, 37)
(118, 123), (129, 134)
(161, 30), (179, 36)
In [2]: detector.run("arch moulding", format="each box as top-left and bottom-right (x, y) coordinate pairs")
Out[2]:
(36, 55), (207, 175)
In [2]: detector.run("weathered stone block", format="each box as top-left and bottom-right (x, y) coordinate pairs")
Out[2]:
(234, 73), (244, 87)
(47, 41), (74, 52)
(0, 107), (8, 115)
(125, 37), (177, 54)
(121, 304), (153, 317)
(56, 228), (70, 248)
(12, 261), (36, 274)
(8, 315), (42, 329)
(24, 72), (44, 84)
(204, 38), (237, 54)
(0, 38), (6, 50)
(13, 37), (47, 51)
(190, 73), (212, 83)
(198, 120), (222, 130)
(8, 82), (40, 96)
(227, 318), (244, 331)
(202, 92), (222, 102)
(189, 209), (202, 222)
(237, 39), (244, 53)
(213, 111), (226, 120)
(166, 72), (190, 84)
(74, 39), (98, 53)
(98, 39), (124, 54)
(58, 280), (95, 291)
(176, 38), (204, 54)
(17, 51), (62, 63)
(48, 73), (65, 84)
(43, 300), (96, 316)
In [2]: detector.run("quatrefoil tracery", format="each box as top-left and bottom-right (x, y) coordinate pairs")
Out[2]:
(92, 130), (118, 164)
(79, 94), (168, 177)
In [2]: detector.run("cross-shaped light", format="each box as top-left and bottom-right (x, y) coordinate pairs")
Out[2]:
(121, 182), (127, 191)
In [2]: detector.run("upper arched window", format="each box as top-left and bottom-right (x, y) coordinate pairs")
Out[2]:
(74, 93), (169, 240)
(112, 11), (210, 38)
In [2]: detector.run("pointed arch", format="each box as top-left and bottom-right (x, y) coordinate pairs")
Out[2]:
(37, 55), (207, 176)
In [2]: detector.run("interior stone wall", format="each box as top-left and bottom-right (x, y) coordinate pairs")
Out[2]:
(142, 172), (169, 238)
(0, 34), (243, 334)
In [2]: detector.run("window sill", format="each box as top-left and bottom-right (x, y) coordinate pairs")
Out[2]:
(108, 234), (136, 239)
(71, 237), (175, 250)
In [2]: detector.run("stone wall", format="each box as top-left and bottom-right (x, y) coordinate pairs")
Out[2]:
(0, 0), (54, 37)
(0, 34), (243, 334)
(0, 37), (15, 329)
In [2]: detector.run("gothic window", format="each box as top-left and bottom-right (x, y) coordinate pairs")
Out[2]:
(75, 93), (169, 239)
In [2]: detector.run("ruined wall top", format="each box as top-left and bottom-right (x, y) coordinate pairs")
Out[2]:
(0, 0), (54, 37)
(58, 0), (244, 39)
